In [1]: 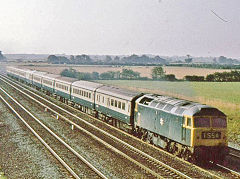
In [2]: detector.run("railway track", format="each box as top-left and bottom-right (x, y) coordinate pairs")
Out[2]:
(0, 74), (238, 178)
(0, 75), (192, 178)
(229, 146), (240, 160)
(0, 87), (107, 179)
(216, 163), (240, 178)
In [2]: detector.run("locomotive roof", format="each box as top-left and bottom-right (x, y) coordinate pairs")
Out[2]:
(72, 81), (104, 91)
(97, 85), (142, 101)
(137, 94), (225, 117)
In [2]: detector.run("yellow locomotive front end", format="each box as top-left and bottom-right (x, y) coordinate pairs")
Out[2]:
(191, 115), (228, 162)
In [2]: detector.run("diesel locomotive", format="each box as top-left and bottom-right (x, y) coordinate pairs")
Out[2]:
(6, 66), (228, 163)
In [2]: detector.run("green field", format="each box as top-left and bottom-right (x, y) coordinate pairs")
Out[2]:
(96, 80), (240, 143)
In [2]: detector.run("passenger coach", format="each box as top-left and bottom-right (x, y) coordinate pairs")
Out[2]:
(95, 86), (142, 131)
(71, 81), (103, 114)
(41, 74), (60, 93)
(54, 76), (78, 101)
(32, 71), (48, 88)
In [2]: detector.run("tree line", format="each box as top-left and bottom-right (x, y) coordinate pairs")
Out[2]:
(184, 71), (240, 82)
(60, 66), (177, 81)
(48, 54), (167, 65)
(61, 67), (240, 82)
(61, 68), (144, 80)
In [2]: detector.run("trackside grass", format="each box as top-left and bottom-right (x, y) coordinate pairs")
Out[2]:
(96, 80), (240, 144)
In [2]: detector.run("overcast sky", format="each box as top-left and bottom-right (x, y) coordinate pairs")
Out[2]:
(0, 0), (240, 58)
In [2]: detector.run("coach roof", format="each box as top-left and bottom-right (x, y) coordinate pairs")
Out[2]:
(54, 76), (78, 84)
(96, 85), (141, 101)
(42, 73), (61, 80)
(72, 80), (104, 91)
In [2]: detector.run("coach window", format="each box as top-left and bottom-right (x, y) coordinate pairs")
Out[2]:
(107, 98), (110, 106)
(118, 101), (121, 109)
(122, 103), (126, 110)
(89, 93), (91, 99)
(102, 96), (104, 103)
(111, 99), (114, 106)
(115, 100), (118, 107)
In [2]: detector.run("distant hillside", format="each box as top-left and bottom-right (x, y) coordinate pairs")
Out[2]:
(4, 54), (68, 61)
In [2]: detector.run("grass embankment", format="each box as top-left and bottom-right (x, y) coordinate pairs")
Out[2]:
(96, 80), (240, 144)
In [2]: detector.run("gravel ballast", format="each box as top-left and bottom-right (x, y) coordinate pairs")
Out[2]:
(0, 102), (71, 179)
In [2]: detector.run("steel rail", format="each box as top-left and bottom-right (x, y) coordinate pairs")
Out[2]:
(1, 74), (223, 179)
(216, 164), (240, 178)
(1, 76), (168, 178)
(0, 76), (192, 178)
(0, 87), (107, 179)
(0, 91), (79, 179)
(228, 146), (240, 159)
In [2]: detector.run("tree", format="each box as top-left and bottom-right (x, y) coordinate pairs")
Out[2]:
(114, 56), (120, 63)
(105, 55), (112, 63)
(185, 58), (193, 63)
(152, 66), (165, 80)
(58, 56), (70, 64)
(0, 51), (6, 61)
(121, 68), (140, 79)
(100, 72), (115, 79)
(47, 55), (59, 64)
(75, 54), (92, 64)
(164, 74), (176, 81)
(154, 56), (167, 64)
(60, 68), (76, 78)
(206, 74), (215, 81)
(91, 72), (99, 80)
(184, 75), (204, 81)
(213, 58), (217, 64)
(70, 55), (75, 63)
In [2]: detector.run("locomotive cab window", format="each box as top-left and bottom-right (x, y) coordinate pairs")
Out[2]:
(194, 117), (210, 127)
(212, 117), (227, 128)
(185, 117), (192, 127)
